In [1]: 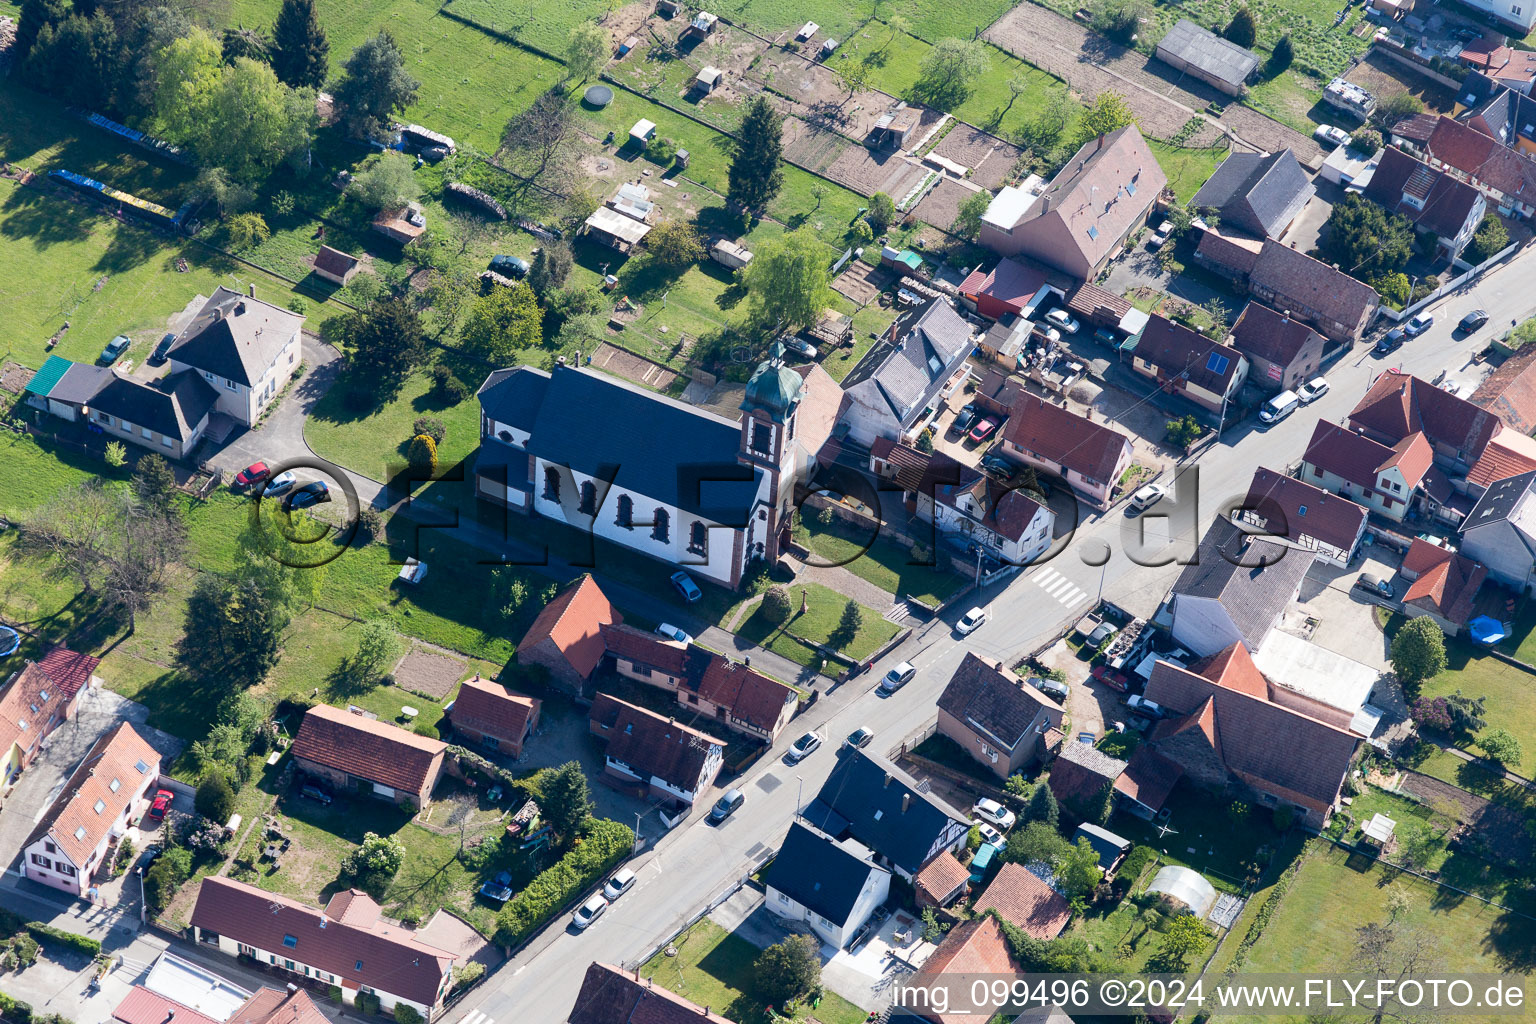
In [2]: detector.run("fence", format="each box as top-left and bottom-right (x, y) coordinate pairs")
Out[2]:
(625, 874), (754, 972)
(1377, 242), (1519, 323)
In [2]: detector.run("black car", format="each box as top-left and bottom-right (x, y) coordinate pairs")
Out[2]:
(1458, 309), (1489, 333)
(950, 404), (979, 435)
(980, 453), (1016, 478)
(1376, 328), (1405, 354)
(283, 480), (331, 511)
(148, 332), (176, 366)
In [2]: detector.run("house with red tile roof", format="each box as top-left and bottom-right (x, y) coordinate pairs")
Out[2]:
(517, 574), (623, 697)
(21, 721), (160, 897)
(1363, 147), (1486, 261)
(1113, 746), (1184, 818)
(957, 256), (1054, 321)
(937, 652), (1063, 780)
(1226, 302), (1325, 393)
(228, 986), (330, 1024)
(903, 916), (1023, 1024)
(1196, 237), (1381, 344)
(568, 963), (734, 1024)
(447, 676), (541, 758)
(589, 693), (724, 807)
(1300, 421), (1432, 522)
(1399, 539), (1488, 635)
(291, 704), (446, 808)
(1126, 315), (1249, 414)
(1235, 467), (1369, 566)
(931, 474), (1055, 566)
(1390, 112), (1536, 220)
(113, 986), (221, 1024)
(1465, 430), (1536, 497)
(599, 624), (798, 742)
(1349, 370), (1502, 473)
(190, 878), (455, 1020)
(914, 850), (970, 908)
(997, 393), (1133, 509)
(0, 646), (96, 788)
(1471, 342), (1536, 436)
(973, 862), (1072, 940)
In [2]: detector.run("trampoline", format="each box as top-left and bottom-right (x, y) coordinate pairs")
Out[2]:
(0, 625), (18, 658)
(583, 84), (614, 109)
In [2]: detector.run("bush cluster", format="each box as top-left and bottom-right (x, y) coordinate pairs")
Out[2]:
(494, 818), (633, 947)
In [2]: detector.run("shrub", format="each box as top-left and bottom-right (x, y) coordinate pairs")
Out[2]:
(343, 832), (406, 897)
(411, 416), (447, 445)
(761, 585), (793, 625)
(356, 992), (381, 1016)
(754, 934), (822, 1006)
(1410, 696), (1453, 733)
(1374, 272), (1411, 307)
(1267, 34), (1293, 73)
(453, 960), (486, 991)
(407, 434), (438, 475)
(11, 934), (39, 967)
(328, 986), (344, 1004)
(26, 922), (101, 957)
(1165, 414), (1204, 450)
(355, 505), (385, 543)
(196, 773), (236, 823)
(103, 441), (127, 468)
(494, 818), (633, 947)
(648, 136), (677, 163)
(1272, 805), (1295, 832)
(394, 1003), (423, 1024)
(1119, 845), (1155, 884)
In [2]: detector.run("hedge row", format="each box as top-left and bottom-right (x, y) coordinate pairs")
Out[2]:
(494, 818), (633, 947)
(1223, 845), (1307, 976)
(26, 922), (102, 958)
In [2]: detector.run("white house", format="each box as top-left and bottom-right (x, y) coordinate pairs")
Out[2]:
(167, 286), (304, 427)
(1167, 519), (1313, 657)
(838, 298), (973, 447)
(21, 722), (160, 898)
(764, 822), (891, 949)
(588, 692), (724, 808)
(931, 473), (1054, 565)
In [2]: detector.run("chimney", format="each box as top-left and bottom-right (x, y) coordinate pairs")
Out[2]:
(883, 773), (893, 788)
(574, 349), (581, 366)
(235, 301), (246, 316)
(1097, 132), (1105, 150)
(557, 355), (567, 366)
(901, 793), (911, 813)
(1041, 194), (1050, 213)
(213, 307), (225, 322)
(286, 983), (297, 994)
(248, 283), (256, 298)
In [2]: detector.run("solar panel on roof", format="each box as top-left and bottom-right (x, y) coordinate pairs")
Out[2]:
(1206, 352), (1230, 374)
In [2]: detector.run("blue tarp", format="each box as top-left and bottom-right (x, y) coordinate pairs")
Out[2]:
(1469, 616), (1508, 645)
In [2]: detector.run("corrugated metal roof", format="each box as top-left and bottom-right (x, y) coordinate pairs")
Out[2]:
(25, 355), (73, 397)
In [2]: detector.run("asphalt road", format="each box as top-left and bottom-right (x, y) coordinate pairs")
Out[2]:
(448, 244), (1536, 1024)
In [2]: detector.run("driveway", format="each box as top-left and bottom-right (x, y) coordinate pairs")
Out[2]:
(207, 333), (341, 485)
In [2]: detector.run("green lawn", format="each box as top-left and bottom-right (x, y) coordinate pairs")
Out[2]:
(1246, 68), (1329, 136)
(795, 516), (962, 606)
(1109, 785), (1278, 893)
(734, 582), (899, 674)
(1146, 140), (1229, 206)
(306, 366), (488, 482)
(1419, 643), (1536, 775)
(640, 919), (869, 1024)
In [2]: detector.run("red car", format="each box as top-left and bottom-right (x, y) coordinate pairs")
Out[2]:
(234, 462), (271, 489)
(968, 417), (1000, 443)
(149, 789), (174, 819)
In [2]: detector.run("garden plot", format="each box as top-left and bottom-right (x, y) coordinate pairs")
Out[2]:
(608, 20), (771, 134)
(780, 117), (857, 176)
(824, 142), (932, 197)
(760, 50), (909, 142)
(929, 124), (1025, 190)
(911, 176), (981, 239)
(1342, 49), (1459, 117)
(394, 644), (470, 701)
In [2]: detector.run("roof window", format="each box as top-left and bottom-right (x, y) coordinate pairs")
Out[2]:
(283, 935), (298, 948)
(74, 826), (87, 841)
(93, 800), (106, 814)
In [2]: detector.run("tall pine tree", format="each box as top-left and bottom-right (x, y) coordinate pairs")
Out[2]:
(13, 0), (67, 67)
(728, 96), (784, 215)
(270, 0), (329, 89)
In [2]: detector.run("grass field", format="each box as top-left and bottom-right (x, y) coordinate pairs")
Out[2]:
(734, 581), (899, 673)
(794, 515), (962, 606)
(1146, 139), (1231, 205)
(305, 366), (489, 482)
(1420, 642), (1536, 774)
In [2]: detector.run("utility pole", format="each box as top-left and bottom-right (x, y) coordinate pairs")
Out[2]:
(635, 811), (643, 845)
(795, 775), (804, 819)
(974, 545), (983, 590)
(137, 867), (146, 926)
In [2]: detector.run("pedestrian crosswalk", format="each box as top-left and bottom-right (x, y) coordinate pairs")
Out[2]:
(1030, 567), (1089, 610)
(457, 1011), (494, 1024)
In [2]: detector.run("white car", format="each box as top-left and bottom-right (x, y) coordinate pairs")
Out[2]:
(572, 892), (608, 930)
(1313, 124), (1351, 148)
(263, 471), (297, 497)
(1147, 219), (1174, 250)
(603, 868), (637, 901)
(1297, 376), (1329, 404)
(973, 820), (1004, 846)
(785, 730), (822, 764)
(785, 337), (819, 360)
(956, 606), (988, 635)
(1035, 324), (1062, 344)
(972, 798), (1017, 831)
(1130, 483), (1167, 510)
(1044, 309), (1080, 334)
(655, 623), (693, 644)
(879, 661), (915, 694)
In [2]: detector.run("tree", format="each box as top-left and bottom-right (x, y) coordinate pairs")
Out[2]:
(1056, 837), (1102, 903)
(645, 220), (706, 268)
(117, 6), (193, 113)
(1464, 214), (1510, 264)
(176, 573), (288, 686)
(564, 21), (608, 83)
(501, 90), (578, 188)
(1373, 91), (1424, 130)
(911, 37), (989, 110)
(1348, 127), (1383, 155)
(412, 416), (447, 445)
(225, 213), (271, 250)
(221, 26), (271, 65)
(833, 599), (864, 648)
(867, 191), (897, 235)
(343, 832), (406, 896)
(1025, 780), (1060, 828)
(332, 296), (428, 397)
(728, 96), (785, 214)
(952, 189), (991, 239)
(742, 228), (834, 331)
(1392, 822), (1439, 871)
(529, 241), (574, 296)
(13, 0), (66, 66)
(1089, 0), (1147, 44)
(1202, 296), (1230, 339)
(1443, 690), (1487, 733)
(1479, 729), (1524, 770)
(540, 761), (594, 841)
(1316, 194), (1413, 282)
(1150, 914), (1211, 971)
(849, 218), (874, 246)
(270, 0), (329, 89)
(408, 433), (438, 475)
(1224, 6), (1256, 48)
(1267, 33), (1294, 73)
(1385, 885), (1415, 925)
(349, 151), (421, 210)
(1351, 920), (1445, 1024)
(1072, 91), (1136, 151)
(1165, 414), (1204, 450)
(351, 620), (400, 683)
(132, 454), (178, 513)
(196, 773), (236, 822)
(1004, 820), (1070, 865)
(24, 12), (117, 109)
(334, 31), (419, 140)
(753, 934), (821, 1006)
(762, 585), (793, 624)
(1026, 88), (1077, 149)
(1390, 616), (1446, 699)
(461, 282), (543, 362)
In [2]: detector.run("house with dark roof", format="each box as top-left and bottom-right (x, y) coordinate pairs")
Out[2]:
(1155, 18), (1260, 96)
(1300, 421), (1432, 523)
(447, 677), (541, 758)
(1196, 237), (1381, 343)
(567, 963), (734, 1024)
(1226, 302), (1325, 393)
(476, 349), (839, 590)
(931, 473), (1055, 566)
(589, 693), (724, 807)
(1390, 112), (1536, 220)
(840, 298), (974, 447)
(972, 862), (1071, 939)
(1190, 150), (1314, 238)
(291, 705), (446, 808)
(167, 287), (304, 427)
(1144, 654), (1361, 827)
(1460, 470), (1536, 593)
(190, 878), (455, 1020)
(957, 257), (1054, 321)
(900, 917), (1022, 1024)
(1398, 539), (1487, 635)
(1235, 467), (1369, 566)
(1113, 746), (1184, 818)
(0, 647), (96, 787)
(82, 369), (220, 460)
(312, 245), (362, 286)
(914, 851), (971, 908)
(1168, 518), (1312, 657)
(1125, 315), (1249, 414)
(1348, 370), (1501, 473)
(22, 355), (112, 423)
(1047, 740), (1126, 821)
(997, 394), (1134, 509)
(515, 575), (623, 697)
(600, 624), (798, 742)
(21, 722), (160, 898)
(979, 125), (1168, 280)
(936, 653), (1063, 779)
(802, 748), (970, 880)
(1363, 147), (1486, 261)
(1471, 342), (1536, 435)
(763, 821), (891, 949)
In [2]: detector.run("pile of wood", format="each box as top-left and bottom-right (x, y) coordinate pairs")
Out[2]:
(445, 182), (507, 220)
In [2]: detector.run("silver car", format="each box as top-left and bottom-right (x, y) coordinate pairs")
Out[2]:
(572, 892), (608, 930)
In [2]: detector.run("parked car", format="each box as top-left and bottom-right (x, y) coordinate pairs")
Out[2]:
(979, 453), (1016, 478)
(972, 798), (1016, 831)
(1313, 124), (1351, 148)
(1297, 377), (1330, 404)
(1125, 694), (1165, 718)
(1129, 483), (1167, 511)
(149, 332), (176, 366)
(1044, 309), (1080, 334)
(1035, 677), (1069, 701)
(1147, 219), (1174, 250)
(488, 254), (530, 278)
(967, 416), (1000, 443)
(98, 335), (131, 365)
(955, 606), (988, 635)
(571, 892), (608, 930)
(139, 844), (163, 871)
(263, 471), (297, 497)
(234, 461), (271, 489)
(879, 662), (915, 695)
(785, 730), (822, 764)
(844, 726), (874, 750)
(478, 871), (514, 904)
(1355, 572), (1394, 598)
(1093, 326), (1119, 346)
(973, 820), (1003, 847)
(1259, 390), (1301, 426)
(670, 571), (702, 603)
(1035, 325), (1062, 344)
(708, 788), (744, 824)
(784, 337), (818, 360)
(1376, 328), (1405, 354)
(283, 480), (331, 510)
(655, 623), (693, 644)
(1405, 314), (1434, 336)
(950, 404), (979, 436)
(148, 789), (174, 819)
(300, 783), (333, 805)
(1458, 309), (1489, 333)
(603, 867), (637, 901)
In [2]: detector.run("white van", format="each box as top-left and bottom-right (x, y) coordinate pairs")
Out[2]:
(1259, 390), (1300, 425)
